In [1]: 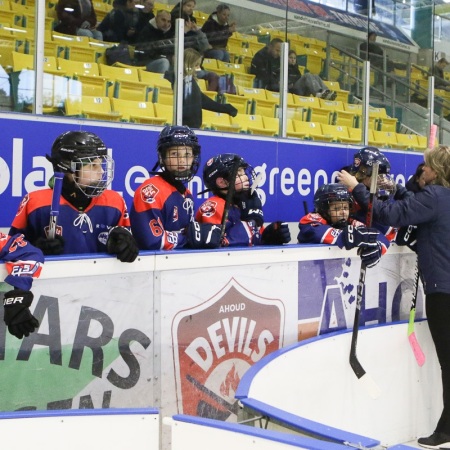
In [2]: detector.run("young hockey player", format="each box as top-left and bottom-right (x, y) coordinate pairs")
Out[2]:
(1, 232), (43, 339)
(196, 153), (291, 246)
(298, 183), (389, 267)
(10, 131), (138, 262)
(130, 125), (222, 250)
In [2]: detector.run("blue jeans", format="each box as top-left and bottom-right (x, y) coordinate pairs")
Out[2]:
(203, 48), (230, 63)
(146, 58), (170, 74)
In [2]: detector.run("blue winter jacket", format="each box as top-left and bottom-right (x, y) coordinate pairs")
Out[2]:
(352, 183), (450, 295)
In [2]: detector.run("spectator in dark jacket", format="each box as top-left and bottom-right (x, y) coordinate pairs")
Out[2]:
(250, 38), (282, 90)
(55, 0), (103, 40)
(135, 10), (173, 73)
(338, 145), (450, 450)
(170, 0), (211, 53)
(136, 0), (155, 33)
(433, 58), (450, 91)
(165, 48), (237, 128)
(97, 0), (140, 43)
(201, 4), (236, 62)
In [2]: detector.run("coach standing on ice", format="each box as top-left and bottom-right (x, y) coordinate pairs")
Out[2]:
(338, 145), (450, 449)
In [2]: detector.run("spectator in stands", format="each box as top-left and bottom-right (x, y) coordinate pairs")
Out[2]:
(135, 10), (173, 73)
(55, 0), (103, 40)
(164, 48), (237, 128)
(170, 0), (212, 53)
(433, 58), (450, 91)
(97, 0), (140, 43)
(201, 4), (236, 62)
(136, 0), (155, 33)
(287, 50), (336, 99)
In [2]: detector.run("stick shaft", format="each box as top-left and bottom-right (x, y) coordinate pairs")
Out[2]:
(48, 172), (64, 240)
(220, 160), (241, 240)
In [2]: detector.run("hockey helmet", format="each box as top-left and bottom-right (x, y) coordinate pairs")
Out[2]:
(351, 146), (391, 181)
(156, 125), (201, 182)
(203, 153), (255, 192)
(314, 183), (352, 227)
(48, 131), (114, 198)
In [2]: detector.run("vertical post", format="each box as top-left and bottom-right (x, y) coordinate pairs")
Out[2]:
(427, 75), (435, 146)
(33, 1), (46, 115)
(279, 42), (289, 138)
(362, 61), (371, 146)
(173, 19), (185, 126)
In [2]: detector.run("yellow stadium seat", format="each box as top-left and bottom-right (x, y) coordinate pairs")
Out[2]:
(196, 77), (217, 101)
(261, 116), (279, 136)
(321, 124), (362, 144)
(138, 69), (172, 104)
(201, 58), (221, 73)
(153, 102), (173, 125)
(99, 63), (152, 101)
(111, 98), (165, 124)
(221, 93), (251, 114)
(369, 130), (398, 149)
(322, 80), (349, 103)
(292, 121), (331, 141)
(393, 133), (419, 150)
(201, 110), (240, 132)
(231, 113), (266, 135)
(416, 135), (427, 151)
(64, 95), (122, 121)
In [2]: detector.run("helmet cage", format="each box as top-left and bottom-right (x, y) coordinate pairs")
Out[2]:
(314, 184), (352, 225)
(72, 155), (114, 198)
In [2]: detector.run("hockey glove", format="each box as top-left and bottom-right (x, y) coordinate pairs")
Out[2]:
(3, 289), (39, 339)
(360, 242), (382, 268)
(34, 235), (64, 255)
(341, 225), (379, 250)
(262, 222), (291, 245)
(238, 192), (264, 227)
(394, 184), (414, 201)
(106, 227), (139, 263)
(186, 222), (221, 249)
(395, 225), (417, 252)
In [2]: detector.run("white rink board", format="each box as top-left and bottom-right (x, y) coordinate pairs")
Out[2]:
(237, 321), (440, 447)
(0, 409), (159, 450)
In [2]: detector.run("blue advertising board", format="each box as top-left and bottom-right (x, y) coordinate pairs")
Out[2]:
(0, 116), (424, 228)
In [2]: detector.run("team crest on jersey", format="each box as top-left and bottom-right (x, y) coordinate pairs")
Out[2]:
(141, 184), (159, 204)
(15, 194), (30, 217)
(200, 200), (218, 218)
(173, 206), (179, 222)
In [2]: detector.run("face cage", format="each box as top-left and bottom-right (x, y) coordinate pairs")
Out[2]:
(376, 174), (396, 198)
(234, 165), (256, 192)
(159, 147), (200, 183)
(320, 198), (351, 228)
(72, 155), (115, 198)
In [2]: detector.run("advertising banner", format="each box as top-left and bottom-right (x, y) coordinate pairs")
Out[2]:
(0, 116), (424, 228)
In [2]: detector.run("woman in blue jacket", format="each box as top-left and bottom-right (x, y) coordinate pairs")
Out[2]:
(337, 145), (450, 449)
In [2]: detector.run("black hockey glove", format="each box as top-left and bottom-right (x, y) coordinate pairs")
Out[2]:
(3, 289), (39, 339)
(186, 222), (221, 249)
(341, 225), (379, 250)
(262, 222), (291, 245)
(34, 235), (64, 255)
(395, 225), (417, 252)
(238, 192), (264, 227)
(360, 242), (382, 268)
(106, 227), (139, 263)
(394, 184), (414, 200)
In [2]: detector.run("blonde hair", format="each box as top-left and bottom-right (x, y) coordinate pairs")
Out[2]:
(424, 145), (450, 188)
(184, 48), (202, 78)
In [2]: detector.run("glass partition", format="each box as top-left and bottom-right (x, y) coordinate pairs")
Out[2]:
(0, 0), (447, 148)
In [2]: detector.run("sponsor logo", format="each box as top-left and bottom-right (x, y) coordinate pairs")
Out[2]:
(172, 278), (284, 419)
(200, 200), (217, 218)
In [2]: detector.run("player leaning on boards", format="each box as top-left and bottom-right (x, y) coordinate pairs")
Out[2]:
(196, 153), (291, 246)
(1, 232), (43, 339)
(338, 145), (450, 449)
(10, 131), (139, 263)
(130, 125), (222, 250)
(297, 183), (389, 267)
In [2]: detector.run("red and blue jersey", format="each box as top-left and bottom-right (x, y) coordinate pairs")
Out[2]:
(130, 175), (194, 250)
(196, 196), (262, 246)
(0, 232), (44, 291)
(11, 188), (131, 255)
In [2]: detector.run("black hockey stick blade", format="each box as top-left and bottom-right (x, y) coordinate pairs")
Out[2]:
(348, 162), (381, 398)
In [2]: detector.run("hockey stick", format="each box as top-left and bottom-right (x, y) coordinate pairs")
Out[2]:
(349, 162), (381, 399)
(48, 172), (64, 240)
(250, 172), (264, 195)
(220, 160), (241, 240)
(408, 258), (425, 366)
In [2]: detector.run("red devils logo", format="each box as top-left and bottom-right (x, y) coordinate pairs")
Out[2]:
(200, 200), (217, 218)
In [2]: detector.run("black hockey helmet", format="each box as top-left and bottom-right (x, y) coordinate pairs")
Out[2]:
(47, 131), (113, 198)
(351, 146), (391, 181)
(156, 125), (201, 182)
(203, 153), (254, 192)
(314, 183), (352, 227)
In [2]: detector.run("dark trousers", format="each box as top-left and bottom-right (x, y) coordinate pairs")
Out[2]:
(426, 292), (450, 434)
